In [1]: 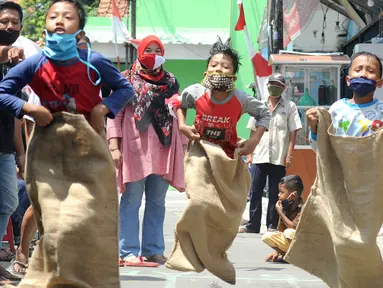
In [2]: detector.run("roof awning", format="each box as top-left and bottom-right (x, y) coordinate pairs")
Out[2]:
(270, 54), (350, 65)
(84, 17), (229, 45)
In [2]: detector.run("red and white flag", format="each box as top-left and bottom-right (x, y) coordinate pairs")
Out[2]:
(235, 0), (272, 100)
(111, 0), (129, 40)
(283, 0), (318, 48)
(111, 0), (139, 69)
(111, 0), (139, 45)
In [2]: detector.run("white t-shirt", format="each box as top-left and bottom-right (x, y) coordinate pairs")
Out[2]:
(309, 98), (383, 151)
(23, 85), (41, 123)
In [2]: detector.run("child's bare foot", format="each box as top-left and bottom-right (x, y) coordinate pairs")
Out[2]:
(12, 260), (28, 275)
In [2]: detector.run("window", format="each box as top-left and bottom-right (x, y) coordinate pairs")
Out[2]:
(283, 66), (339, 146)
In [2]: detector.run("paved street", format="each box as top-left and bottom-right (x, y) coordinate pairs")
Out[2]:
(118, 191), (327, 288)
(3, 190), (383, 287)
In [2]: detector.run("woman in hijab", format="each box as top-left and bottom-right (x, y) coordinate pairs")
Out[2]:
(107, 35), (185, 267)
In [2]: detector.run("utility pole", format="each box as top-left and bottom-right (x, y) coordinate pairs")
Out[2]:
(126, 0), (136, 69)
(271, 0), (283, 54)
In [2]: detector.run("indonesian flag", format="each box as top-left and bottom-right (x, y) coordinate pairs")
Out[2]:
(111, 0), (128, 39)
(111, 0), (139, 70)
(111, 0), (139, 45)
(235, 0), (272, 101)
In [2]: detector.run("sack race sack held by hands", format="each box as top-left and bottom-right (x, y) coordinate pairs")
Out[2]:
(19, 112), (120, 288)
(285, 109), (383, 288)
(165, 140), (251, 285)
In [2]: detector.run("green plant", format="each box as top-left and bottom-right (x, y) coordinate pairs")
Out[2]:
(20, 0), (50, 41)
(20, 0), (101, 41)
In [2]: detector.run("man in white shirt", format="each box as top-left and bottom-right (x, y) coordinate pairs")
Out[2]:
(239, 74), (302, 233)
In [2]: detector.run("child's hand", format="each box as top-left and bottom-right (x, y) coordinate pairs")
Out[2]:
(89, 104), (108, 134)
(306, 108), (319, 133)
(180, 124), (200, 141)
(238, 138), (257, 156)
(275, 200), (283, 214)
(23, 103), (53, 126)
(16, 153), (25, 179)
(265, 251), (279, 262)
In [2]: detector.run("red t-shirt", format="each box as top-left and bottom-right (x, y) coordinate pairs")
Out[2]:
(179, 84), (270, 158)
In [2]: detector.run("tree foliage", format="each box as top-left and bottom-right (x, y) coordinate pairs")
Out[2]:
(20, 0), (100, 42)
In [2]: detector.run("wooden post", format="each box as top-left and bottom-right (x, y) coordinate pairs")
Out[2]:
(125, 0), (136, 69)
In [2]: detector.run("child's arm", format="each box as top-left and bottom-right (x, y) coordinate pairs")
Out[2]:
(0, 55), (53, 125)
(238, 92), (271, 155)
(307, 102), (337, 152)
(14, 118), (25, 178)
(176, 109), (200, 140)
(306, 108), (319, 152)
(91, 52), (135, 119)
(275, 201), (296, 229)
(175, 84), (204, 140)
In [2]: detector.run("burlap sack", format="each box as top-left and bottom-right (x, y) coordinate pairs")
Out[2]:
(285, 109), (383, 288)
(19, 112), (120, 288)
(165, 140), (251, 285)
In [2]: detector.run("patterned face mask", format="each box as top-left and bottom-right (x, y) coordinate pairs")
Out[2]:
(202, 72), (235, 92)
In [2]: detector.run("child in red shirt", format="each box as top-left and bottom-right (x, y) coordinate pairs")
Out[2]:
(175, 38), (270, 157)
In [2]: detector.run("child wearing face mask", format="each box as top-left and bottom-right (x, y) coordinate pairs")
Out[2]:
(0, 0), (134, 287)
(174, 37), (271, 158)
(240, 73), (302, 234)
(0, 0), (134, 133)
(262, 175), (304, 263)
(307, 51), (383, 149)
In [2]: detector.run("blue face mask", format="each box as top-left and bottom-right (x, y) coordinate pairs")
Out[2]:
(43, 30), (101, 86)
(349, 77), (377, 97)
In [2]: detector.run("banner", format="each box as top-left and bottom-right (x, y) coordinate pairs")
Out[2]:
(283, 0), (319, 48)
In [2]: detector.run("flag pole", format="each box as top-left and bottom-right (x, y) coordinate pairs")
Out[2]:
(114, 35), (121, 71)
(129, 0), (137, 66)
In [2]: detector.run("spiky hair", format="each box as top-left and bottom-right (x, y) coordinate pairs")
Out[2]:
(207, 37), (241, 74)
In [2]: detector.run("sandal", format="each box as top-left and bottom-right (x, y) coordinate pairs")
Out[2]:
(120, 256), (159, 267)
(11, 259), (28, 275)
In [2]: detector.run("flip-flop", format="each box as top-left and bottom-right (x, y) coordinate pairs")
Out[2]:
(11, 259), (28, 275)
(120, 256), (159, 267)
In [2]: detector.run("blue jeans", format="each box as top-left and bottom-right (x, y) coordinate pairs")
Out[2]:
(119, 174), (169, 258)
(0, 153), (18, 247)
(246, 163), (286, 232)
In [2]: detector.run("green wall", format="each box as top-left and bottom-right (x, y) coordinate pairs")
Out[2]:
(133, 0), (230, 29)
(163, 59), (208, 125)
(87, 0), (230, 30)
(230, 0), (267, 138)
